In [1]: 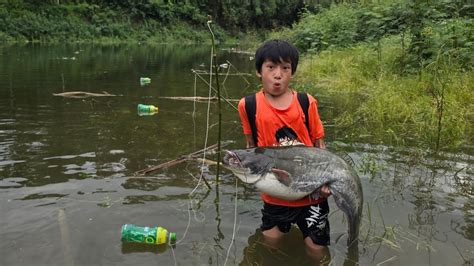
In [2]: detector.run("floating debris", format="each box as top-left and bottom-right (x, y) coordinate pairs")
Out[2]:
(53, 91), (116, 98)
(140, 77), (151, 86)
(137, 104), (159, 116)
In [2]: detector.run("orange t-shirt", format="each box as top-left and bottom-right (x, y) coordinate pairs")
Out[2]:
(237, 90), (326, 207)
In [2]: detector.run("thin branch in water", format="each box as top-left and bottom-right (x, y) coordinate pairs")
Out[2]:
(159, 96), (219, 102)
(185, 170), (212, 190)
(226, 60), (251, 85)
(376, 255), (397, 266)
(53, 91), (117, 98)
(192, 69), (238, 111)
(133, 143), (219, 176)
(61, 73), (65, 92)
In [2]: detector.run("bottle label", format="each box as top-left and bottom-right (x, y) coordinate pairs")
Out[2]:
(156, 227), (167, 244)
(121, 224), (173, 245)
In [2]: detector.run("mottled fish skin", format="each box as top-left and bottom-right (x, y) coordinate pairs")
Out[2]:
(222, 146), (363, 246)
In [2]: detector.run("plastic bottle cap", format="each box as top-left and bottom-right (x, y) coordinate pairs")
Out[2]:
(169, 232), (177, 244)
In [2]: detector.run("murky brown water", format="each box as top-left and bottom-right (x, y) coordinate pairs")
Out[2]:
(0, 43), (472, 265)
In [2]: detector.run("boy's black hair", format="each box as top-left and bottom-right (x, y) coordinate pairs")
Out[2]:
(255, 39), (299, 75)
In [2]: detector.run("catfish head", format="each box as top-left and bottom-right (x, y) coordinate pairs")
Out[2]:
(222, 148), (274, 184)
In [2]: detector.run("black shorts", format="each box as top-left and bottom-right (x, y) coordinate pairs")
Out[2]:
(260, 200), (330, 246)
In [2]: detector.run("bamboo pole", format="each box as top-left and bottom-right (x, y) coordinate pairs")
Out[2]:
(207, 19), (222, 183)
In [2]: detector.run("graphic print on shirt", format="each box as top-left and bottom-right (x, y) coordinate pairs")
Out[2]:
(275, 126), (304, 146)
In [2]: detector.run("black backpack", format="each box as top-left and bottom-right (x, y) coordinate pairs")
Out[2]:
(244, 92), (310, 146)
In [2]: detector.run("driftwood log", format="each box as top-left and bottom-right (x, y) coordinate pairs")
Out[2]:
(158, 96), (239, 102)
(53, 91), (117, 98)
(159, 96), (218, 102)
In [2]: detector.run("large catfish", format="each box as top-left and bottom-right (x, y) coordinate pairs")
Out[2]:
(222, 146), (363, 246)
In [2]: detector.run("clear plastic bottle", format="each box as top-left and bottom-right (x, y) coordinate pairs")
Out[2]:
(121, 224), (176, 245)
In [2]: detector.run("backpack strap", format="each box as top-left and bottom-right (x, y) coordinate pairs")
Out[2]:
(244, 94), (258, 146)
(245, 92), (310, 147)
(297, 92), (310, 134)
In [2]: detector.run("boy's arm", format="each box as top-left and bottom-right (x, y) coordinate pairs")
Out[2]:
(307, 95), (325, 147)
(245, 135), (256, 148)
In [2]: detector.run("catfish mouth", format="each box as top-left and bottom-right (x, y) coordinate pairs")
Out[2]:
(223, 150), (260, 184)
(223, 150), (244, 170)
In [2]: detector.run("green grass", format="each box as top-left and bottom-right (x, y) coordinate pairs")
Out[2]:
(295, 35), (473, 149)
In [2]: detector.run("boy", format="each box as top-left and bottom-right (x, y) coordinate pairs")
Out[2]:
(237, 39), (331, 254)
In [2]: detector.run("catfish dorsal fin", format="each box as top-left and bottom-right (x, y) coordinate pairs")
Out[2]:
(271, 168), (292, 186)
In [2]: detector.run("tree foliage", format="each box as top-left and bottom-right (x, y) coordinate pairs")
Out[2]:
(1, 0), (473, 68)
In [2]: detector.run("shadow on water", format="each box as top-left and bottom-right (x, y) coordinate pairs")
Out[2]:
(240, 228), (335, 266)
(239, 228), (360, 265)
(121, 242), (174, 254)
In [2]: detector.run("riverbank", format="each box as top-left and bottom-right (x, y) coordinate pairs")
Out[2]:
(273, 1), (473, 151)
(295, 35), (473, 151)
(2, 1), (472, 151)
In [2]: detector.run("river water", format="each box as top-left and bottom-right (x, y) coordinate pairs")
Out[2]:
(0, 44), (472, 265)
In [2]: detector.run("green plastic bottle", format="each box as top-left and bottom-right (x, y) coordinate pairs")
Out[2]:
(137, 104), (159, 116)
(121, 224), (176, 245)
(140, 77), (151, 86)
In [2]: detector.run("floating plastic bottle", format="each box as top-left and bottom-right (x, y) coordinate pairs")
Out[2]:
(137, 104), (159, 116)
(140, 77), (151, 86)
(121, 224), (176, 245)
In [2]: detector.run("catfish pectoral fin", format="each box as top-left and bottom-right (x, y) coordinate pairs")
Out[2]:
(270, 168), (292, 186)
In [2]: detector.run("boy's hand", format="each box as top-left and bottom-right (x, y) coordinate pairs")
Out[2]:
(319, 185), (331, 198)
(314, 138), (326, 149)
(245, 134), (255, 148)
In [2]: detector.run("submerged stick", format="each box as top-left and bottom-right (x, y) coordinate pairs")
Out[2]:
(53, 91), (117, 98)
(195, 158), (219, 166)
(159, 96), (218, 102)
(133, 143), (219, 176)
(191, 70), (252, 76)
(159, 96), (239, 102)
(58, 208), (74, 266)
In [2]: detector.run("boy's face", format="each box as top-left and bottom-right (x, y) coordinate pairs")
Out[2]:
(257, 59), (293, 97)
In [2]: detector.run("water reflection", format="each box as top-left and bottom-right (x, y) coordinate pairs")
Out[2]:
(240, 228), (332, 266)
(121, 242), (173, 254)
(0, 43), (473, 265)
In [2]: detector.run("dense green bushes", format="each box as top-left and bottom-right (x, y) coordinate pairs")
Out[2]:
(292, 5), (359, 51)
(0, 0), (309, 43)
(0, 1), (223, 43)
(280, 0), (473, 71)
(285, 0), (474, 149)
